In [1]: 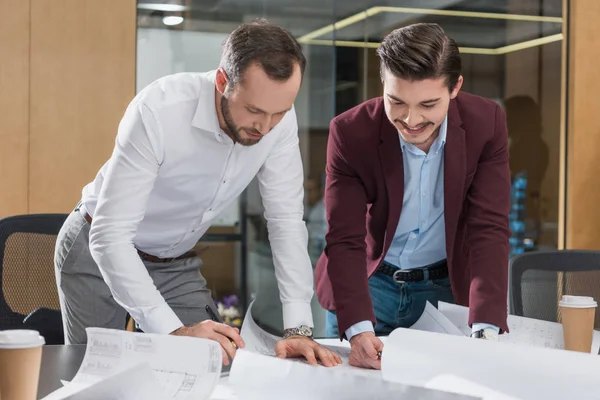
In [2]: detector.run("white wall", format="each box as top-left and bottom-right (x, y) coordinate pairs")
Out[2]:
(137, 28), (239, 226)
(137, 28), (227, 91)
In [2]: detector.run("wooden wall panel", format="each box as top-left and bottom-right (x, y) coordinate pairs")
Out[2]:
(29, 0), (136, 213)
(565, 0), (600, 249)
(0, 1), (30, 217)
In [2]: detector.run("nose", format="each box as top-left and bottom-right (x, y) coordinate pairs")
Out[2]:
(253, 114), (272, 135)
(401, 108), (424, 128)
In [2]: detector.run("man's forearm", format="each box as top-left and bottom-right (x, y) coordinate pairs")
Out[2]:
(88, 239), (182, 334)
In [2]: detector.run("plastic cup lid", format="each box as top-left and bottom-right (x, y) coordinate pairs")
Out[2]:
(559, 295), (598, 309)
(0, 330), (45, 349)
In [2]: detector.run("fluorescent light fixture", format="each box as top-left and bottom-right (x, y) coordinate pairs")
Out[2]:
(138, 3), (188, 12)
(163, 16), (184, 26)
(296, 6), (563, 55)
(302, 33), (564, 55)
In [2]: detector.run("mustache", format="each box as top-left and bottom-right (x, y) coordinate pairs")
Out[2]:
(396, 121), (433, 129)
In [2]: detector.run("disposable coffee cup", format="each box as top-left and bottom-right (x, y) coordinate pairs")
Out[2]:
(559, 295), (597, 353)
(0, 330), (45, 400)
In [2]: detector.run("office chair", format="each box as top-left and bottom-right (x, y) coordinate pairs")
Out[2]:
(509, 250), (600, 329)
(0, 214), (68, 344)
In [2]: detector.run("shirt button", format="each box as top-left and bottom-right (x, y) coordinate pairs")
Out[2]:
(410, 233), (417, 239)
(422, 192), (426, 197)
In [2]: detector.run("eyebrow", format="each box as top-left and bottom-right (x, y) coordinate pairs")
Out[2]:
(247, 104), (292, 114)
(386, 94), (441, 105)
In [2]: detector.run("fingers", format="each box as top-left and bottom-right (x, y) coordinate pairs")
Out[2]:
(220, 348), (229, 366)
(333, 350), (343, 364)
(362, 337), (379, 360)
(274, 341), (287, 359)
(350, 340), (381, 370)
(302, 347), (318, 366)
(208, 333), (237, 364)
(362, 339), (382, 370)
(212, 322), (245, 349)
(314, 346), (336, 367)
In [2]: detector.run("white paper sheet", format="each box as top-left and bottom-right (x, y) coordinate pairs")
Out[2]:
(43, 363), (163, 400)
(425, 374), (521, 400)
(382, 328), (600, 400)
(239, 301), (280, 356)
(240, 301), (386, 379)
(43, 328), (223, 400)
(229, 349), (472, 400)
(410, 301), (465, 336)
(438, 302), (600, 353)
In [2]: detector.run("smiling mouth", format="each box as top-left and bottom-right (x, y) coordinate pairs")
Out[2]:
(400, 123), (430, 135)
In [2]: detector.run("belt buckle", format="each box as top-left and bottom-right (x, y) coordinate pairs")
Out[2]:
(392, 270), (405, 284)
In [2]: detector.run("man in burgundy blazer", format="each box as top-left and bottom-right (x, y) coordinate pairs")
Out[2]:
(315, 23), (511, 369)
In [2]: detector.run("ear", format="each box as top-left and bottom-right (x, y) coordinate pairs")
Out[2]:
(215, 68), (229, 95)
(450, 75), (463, 100)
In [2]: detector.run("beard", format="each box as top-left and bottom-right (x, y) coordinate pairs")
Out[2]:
(220, 96), (262, 147)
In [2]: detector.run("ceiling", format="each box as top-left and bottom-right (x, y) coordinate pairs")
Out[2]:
(136, 0), (564, 49)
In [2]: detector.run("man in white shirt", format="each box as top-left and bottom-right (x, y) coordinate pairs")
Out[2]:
(54, 19), (341, 367)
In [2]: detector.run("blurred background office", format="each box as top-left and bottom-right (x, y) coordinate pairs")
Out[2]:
(2, 0), (600, 339)
(136, 0), (564, 335)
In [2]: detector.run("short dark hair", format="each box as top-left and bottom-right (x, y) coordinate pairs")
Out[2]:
(376, 23), (461, 91)
(220, 19), (306, 88)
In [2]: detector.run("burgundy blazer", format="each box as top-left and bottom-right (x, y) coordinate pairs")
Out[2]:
(314, 92), (511, 336)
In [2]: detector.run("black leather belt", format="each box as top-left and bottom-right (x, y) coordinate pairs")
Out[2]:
(377, 259), (449, 283)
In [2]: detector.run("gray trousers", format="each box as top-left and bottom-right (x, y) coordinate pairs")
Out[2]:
(54, 210), (217, 344)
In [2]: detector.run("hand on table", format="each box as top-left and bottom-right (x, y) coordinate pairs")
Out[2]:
(349, 332), (383, 370)
(275, 336), (342, 367)
(171, 320), (245, 366)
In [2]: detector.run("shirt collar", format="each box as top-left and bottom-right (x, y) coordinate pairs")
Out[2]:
(191, 70), (222, 137)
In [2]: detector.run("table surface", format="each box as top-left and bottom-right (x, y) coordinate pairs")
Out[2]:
(38, 345), (86, 399)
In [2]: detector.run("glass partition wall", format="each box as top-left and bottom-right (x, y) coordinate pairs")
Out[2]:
(136, 0), (565, 337)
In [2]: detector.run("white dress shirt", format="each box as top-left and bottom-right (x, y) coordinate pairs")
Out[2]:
(82, 71), (314, 335)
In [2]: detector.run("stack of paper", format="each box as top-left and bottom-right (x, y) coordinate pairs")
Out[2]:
(43, 328), (223, 400)
(228, 349), (476, 400)
(381, 328), (600, 400)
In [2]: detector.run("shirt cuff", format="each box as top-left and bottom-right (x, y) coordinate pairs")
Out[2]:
(345, 320), (374, 342)
(137, 302), (183, 335)
(282, 302), (313, 330)
(472, 322), (500, 334)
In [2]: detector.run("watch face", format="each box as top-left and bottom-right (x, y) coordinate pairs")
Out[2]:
(299, 326), (312, 336)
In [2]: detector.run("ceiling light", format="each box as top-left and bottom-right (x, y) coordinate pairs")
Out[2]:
(163, 16), (184, 26)
(138, 3), (188, 12)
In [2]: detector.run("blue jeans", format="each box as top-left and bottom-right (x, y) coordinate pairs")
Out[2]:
(326, 265), (455, 337)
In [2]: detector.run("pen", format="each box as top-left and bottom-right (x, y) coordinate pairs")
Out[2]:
(205, 305), (238, 349)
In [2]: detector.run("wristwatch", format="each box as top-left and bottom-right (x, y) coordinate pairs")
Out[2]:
(470, 328), (499, 341)
(283, 325), (313, 339)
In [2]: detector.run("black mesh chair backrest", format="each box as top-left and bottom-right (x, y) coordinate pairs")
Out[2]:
(0, 214), (68, 332)
(509, 250), (600, 329)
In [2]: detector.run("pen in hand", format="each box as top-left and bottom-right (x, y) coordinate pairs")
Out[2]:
(205, 304), (238, 349)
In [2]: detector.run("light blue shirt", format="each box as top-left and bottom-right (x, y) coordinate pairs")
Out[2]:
(345, 117), (498, 341)
(383, 117), (447, 269)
